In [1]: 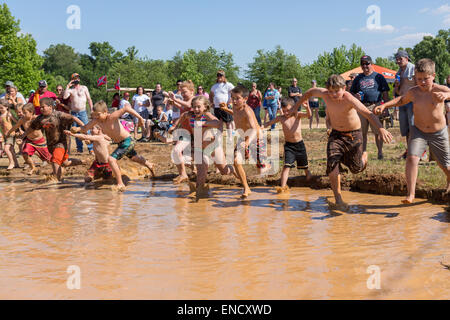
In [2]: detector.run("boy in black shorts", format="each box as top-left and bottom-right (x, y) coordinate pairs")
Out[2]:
(264, 97), (313, 193)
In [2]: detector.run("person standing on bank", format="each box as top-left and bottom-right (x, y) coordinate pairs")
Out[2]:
(210, 70), (235, 141)
(309, 80), (320, 129)
(247, 82), (263, 126)
(63, 73), (94, 154)
(350, 55), (390, 160)
(288, 78), (302, 109)
(394, 50), (416, 159)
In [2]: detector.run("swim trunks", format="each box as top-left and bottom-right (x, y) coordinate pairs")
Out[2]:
(87, 160), (113, 180)
(309, 101), (319, 109)
(213, 107), (233, 123)
(22, 137), (52, 162)
(51, 147), (69, 166)
(326, 129), (366, 175)
(234, 137), (266, 169)
(284, 140), (308, 169)
(408, 126), (450, 167)
(111, 136), (137, 160)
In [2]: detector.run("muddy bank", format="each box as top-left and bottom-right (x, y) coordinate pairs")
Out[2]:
(1, 141), (449, 204)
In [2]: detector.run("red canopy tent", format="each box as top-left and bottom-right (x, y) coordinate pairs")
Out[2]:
(341, 65), (397, 83)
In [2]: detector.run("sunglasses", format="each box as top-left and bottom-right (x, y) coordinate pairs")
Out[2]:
(217, 74), (224, 77)
(361, 62), (371, 66)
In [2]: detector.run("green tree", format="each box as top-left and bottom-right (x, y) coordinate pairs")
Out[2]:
(375, 57), (398, 70)
(246, 45), (303, 91)
(42, 44), (81, 79)
(411, 29), (450, 83)
(0, 3), (43, 94)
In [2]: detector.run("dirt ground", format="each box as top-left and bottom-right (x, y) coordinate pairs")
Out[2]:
(1, 119), (449, 204)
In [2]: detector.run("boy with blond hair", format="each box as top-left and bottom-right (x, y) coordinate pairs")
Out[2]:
(65, 125), (113, 183)
(296, 75), (392, 209)
(375, 59), (450, 204)
(264, 97), (312, 193)
(73, 101), (155, 191)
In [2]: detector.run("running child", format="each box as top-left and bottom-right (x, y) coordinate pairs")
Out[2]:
(296, 75), (392, 209)
(0, 99), (20, 170)
(222, 85), (271, 198)
(264, 97), (313, 193)
(22, 98), (85, 181)
(374, 58), (450, 204)
(6, 103), (51, 175)
(64, 125), (113, 183)
(179, 96), (234, 198)
(73, 100), (155, 191)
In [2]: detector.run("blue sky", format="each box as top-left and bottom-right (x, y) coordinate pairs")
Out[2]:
(5, 0), (450, 73)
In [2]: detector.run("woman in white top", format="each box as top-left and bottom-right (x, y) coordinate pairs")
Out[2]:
(209, 70), (234, 141)
(132, 86), (151, 142)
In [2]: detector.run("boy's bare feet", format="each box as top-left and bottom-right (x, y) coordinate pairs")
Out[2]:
(112, 184), (126, 192)
(362, 151), (368, 168)
(276, 185), (290, 194)
(84, 176), (93, 183)
(240, 188), (251, 199)
(146, 162), (156, 178)
(305, 170), (313, 182)
(173, 175), (189, 184)
(28, 168), (38, 175)
(196, 184), (210, 199)
(401, 196), (414, 204)
(7, 164), (15, 170)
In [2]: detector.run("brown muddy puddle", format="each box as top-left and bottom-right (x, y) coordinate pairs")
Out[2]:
(0, 178), (449, 299)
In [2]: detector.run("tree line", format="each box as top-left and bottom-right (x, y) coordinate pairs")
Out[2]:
(1, 3), (449, 104)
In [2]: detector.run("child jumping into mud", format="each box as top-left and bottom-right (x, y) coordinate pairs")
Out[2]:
(73, 100), (155, 191)
(375, 58), (450, 204)
(65, 125), (113, 183)
(0, 99), (20, 170)
(297, 75), (392, 210)
(22, 98), (85, 182)
(6, 103), (51, 175)
(264, 97), (312, 193)
(222, 85), (271, 198)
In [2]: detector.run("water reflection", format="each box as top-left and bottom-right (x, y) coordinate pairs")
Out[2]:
(0, 178), (448, 299)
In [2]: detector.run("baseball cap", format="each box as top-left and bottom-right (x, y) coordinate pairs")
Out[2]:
(5, 81), (14, 87)
(29, 89), (35, 94)
(395, 50), (410, 60)
(38, 80), (47, 87)
(360, 55), (373, 64)
(71, 73), (80, 80)
(217, 70), (225, 76)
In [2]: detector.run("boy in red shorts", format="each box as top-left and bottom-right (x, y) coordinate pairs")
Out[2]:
(65, 125), (113, 182)
(22, 98), (84, 181)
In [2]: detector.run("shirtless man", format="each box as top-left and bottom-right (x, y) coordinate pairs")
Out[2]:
(73, 101), (155, 190)
(63, 73), (94, 154)
(222, 85), (271, 198)
(375, 59), (450, 204)
(264, 97), (312, 193)
(297, 75), (392, 209)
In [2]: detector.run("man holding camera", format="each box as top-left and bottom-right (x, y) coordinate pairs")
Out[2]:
(63, 73), (94, 154)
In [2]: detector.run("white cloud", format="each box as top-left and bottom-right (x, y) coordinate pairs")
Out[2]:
(419, 8), (430, 13)
(444, 15), (450, 26)
(340, 28), (351, 32)
(385, 32), (433, 46)
(432, 4), (450, 15)
(359, 24), (396, 33)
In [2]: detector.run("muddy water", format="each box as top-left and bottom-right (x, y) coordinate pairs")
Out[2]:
(0, 178), (449, 300)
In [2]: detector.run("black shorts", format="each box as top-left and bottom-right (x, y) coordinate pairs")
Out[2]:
(214, 107), (233, 123)
(309, 101), (319, 109)
(284, 140), (308, 169)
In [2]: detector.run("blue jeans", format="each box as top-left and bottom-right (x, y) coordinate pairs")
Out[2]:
(399, 102), (414, 137)
(267, 104), (278, 129)
(253, 106), (261, 126)
(71, 110), (93, 152)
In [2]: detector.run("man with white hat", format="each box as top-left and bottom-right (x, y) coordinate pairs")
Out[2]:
(63, 73), (94, 154)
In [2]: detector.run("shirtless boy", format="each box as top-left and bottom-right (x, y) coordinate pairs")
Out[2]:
(65, 125), (113, 183)
(296, 75), (392, 208)
(223, 85), (271, 198)
(6, 103), (51, 174)
(375, 59), (450, 204)
(0, 99), (19, 170)
(265, 97), (312, 193)
(73, 101), (155, 190)
(23, 98), (85, 181)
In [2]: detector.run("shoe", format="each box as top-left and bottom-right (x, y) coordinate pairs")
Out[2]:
(377, 154), (383, 160)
